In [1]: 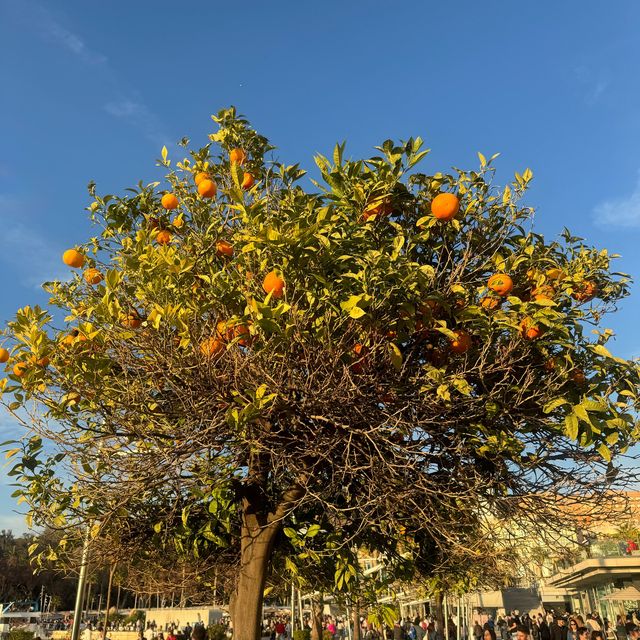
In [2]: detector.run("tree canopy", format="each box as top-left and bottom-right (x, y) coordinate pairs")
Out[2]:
(2, 107), (640, 638)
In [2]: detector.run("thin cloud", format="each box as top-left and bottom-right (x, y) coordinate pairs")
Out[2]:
(42, 19), (107, 65)
(593, 172), (640, 229)
(0, 195), (68, 289)
(104, 98), (172, 148)
(18, 1), (107, 65)
(11, 1), (172, 148)
(574, 65), (609, 105)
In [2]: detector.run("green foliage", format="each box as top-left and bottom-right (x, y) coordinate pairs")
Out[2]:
(293, 630), (311, 640)
(2, 105), (640, 600)
(207, 624), (227, 640)
(124, 610), (145, 625)
(8, 630), (34, 640)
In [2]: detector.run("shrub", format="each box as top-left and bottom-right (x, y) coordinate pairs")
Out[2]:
(293, 631), (311, 640)
(9, 630), (35, 640)
(208, 624), (228, 640)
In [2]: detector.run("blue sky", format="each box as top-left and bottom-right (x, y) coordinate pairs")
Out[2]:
(1, 0), (640, 531)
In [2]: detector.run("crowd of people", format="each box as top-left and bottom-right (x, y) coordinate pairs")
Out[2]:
(471, 611), (640, 640)
(256, 610), (640, 640)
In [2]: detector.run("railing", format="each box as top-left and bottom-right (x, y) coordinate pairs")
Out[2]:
(552, 539), (640, 572)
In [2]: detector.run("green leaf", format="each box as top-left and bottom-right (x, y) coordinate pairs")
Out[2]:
(349, 306), (366, 319)
(592, 344), (613, 359)
(597, 443), (612, 462)
(564, 414), (579, 440)
(572, 405), (591, 424)
(389, 343), (403, 371)
(543, 398), (568, 414)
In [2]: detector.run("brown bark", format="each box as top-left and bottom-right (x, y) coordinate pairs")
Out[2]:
(230, 513), (279, 640)
(352, 602), (361, 640)
(101, 564), (116, 640)
(311, 594), (324, 640)
(434, 592), (445, 640)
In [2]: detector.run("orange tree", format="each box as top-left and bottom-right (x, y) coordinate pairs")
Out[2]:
(3, 107), (640, 639)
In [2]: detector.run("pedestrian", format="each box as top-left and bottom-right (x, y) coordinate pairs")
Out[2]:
(550, 618), (568, 640)
(394, 621), (406, 640)
(568, 620), (579, 640)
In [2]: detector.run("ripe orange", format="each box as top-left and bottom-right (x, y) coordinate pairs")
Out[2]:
(520, 317), (544, 340)
(63, 249), (85, 269)
(480, 296), (500, 310)
(233, 323), (252, 346)
(241, 172), (255, 190)
(197, 179), (217, 198)
(161, 193), (179, 210)
(84, 268), (103, 285)
(0, 348), (9, 363)
(172, 215), (185, 229)
(362, 197), (393, 221)
(487, 274), (513, 297)
(572, 281), (597, 303)
(450, 329), (472, 354)
(194, 171), (210, 186)
(156, 230), (172, 245)
(216, 320), (234, 341)
(30, 355), (50, 368)
(121, 312), (142, 329)
(572, 369), (587, 386)
(229, 148), (246, 165)
(216, 240), (234, 257)
(351, 343), (368, 372)
(60, 333), (76, 348)
(431, 193), (460, 221)
(13, 362), (28, 377)
(263, 271), (285, 299)
(200, 337), (224, 358)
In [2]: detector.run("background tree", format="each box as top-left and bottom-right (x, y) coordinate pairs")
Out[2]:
(0, 529), (77, 609)
(2, 107), (640, 639)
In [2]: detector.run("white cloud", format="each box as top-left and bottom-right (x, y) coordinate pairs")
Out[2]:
(11, 1), (172, 148)
(593, 172), (640, 229)
(43, 20), (107, 65)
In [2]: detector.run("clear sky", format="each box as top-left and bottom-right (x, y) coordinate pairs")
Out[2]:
(1, 0), (640, 531)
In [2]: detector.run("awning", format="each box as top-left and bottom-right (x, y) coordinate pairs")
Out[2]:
(602, 586), (640, 601)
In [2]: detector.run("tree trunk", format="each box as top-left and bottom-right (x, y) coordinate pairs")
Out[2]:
(352, 602), (361, 640)
(230, 511), (280, 640)
(102, 564), (116, 640)
(434, 592), (445, 640)
(311, 594), (323, 640)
